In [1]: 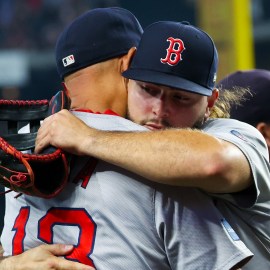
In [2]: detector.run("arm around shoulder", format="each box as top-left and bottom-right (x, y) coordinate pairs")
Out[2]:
(81, 128), (253, 193)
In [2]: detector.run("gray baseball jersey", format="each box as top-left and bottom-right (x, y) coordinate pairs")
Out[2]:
(1, 112), (253, 269)
(202, 118), (270, 269)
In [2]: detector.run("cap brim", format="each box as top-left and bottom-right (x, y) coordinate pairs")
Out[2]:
(123, 69), (213, 96)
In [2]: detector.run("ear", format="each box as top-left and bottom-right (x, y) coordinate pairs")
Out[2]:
(120, 47), (137, 93)
(208, 88), (219, 108)
(205, 88), (219, 118)
(121, 47), (137, 72)
(61, 82), (70, 97)
(256, 122), (270, 148)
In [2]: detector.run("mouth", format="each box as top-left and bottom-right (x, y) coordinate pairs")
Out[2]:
(144, 123), (164, 130)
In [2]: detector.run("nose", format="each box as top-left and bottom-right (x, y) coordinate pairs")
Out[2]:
(152, 95), (169, 118)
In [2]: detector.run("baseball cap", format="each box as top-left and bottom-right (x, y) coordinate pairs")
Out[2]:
(55, 7), (143, 79)
(122, 21), (218, 96)
(216, 69), (270, 126)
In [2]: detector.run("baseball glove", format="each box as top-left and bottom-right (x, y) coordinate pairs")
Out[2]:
(0, 90), (70, 198)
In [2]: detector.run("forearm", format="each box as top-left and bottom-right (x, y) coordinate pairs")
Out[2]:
(84, 128), (252, 193)
(0, 256), (12, 270)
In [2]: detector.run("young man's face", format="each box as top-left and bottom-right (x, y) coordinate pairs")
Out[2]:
(127, 80), (215, 130)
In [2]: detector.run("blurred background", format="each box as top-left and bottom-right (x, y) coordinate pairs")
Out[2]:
(0, 0), (269, 100)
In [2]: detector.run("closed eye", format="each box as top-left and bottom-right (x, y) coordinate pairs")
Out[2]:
(174, 94), (190, 101)
(141, 85), (160, 96)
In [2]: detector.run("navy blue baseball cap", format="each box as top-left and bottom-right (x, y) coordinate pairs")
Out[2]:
(55, 7), (143, 80)
(123, 21), (218, 96)
(216, 69), (270, 126)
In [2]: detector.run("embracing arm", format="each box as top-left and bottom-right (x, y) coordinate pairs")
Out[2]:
(0, 244), (94, 270)
(35, 110), (252, 193)
(81, 128), (252, 193)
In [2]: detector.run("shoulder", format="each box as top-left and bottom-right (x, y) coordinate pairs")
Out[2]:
(203, 118), (259, 133)
(204, 118), (270, 207)
(202, 118), (268, 162)
(202, 118), (267, 150)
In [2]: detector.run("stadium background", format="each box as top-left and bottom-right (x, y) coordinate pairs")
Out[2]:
(0, 0), (270, 100)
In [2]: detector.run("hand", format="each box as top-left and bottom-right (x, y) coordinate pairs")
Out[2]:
(35, 109), (95, 155)
(0, 244), (94, 270)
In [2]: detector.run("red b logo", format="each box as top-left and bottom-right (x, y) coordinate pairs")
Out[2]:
(160, 37), (185, 66)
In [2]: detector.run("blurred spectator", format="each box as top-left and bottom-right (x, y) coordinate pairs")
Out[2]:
(0, 0), (104, 50)
(217, 69), (270, 157)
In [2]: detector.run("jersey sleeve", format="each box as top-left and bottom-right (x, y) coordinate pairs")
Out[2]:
(202, 118), (270, 208)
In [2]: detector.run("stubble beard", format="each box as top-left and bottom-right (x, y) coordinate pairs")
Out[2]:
(127, 108), (206, 130)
